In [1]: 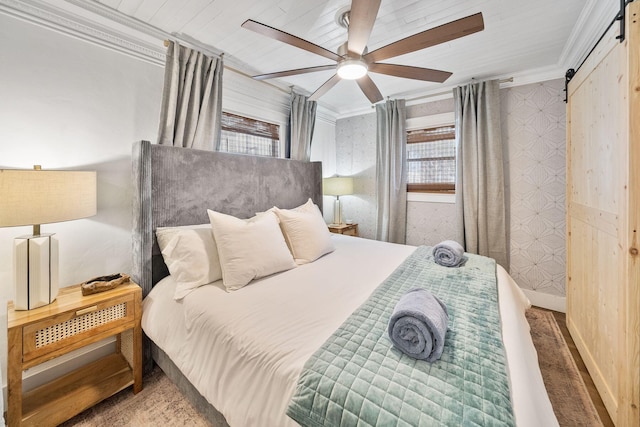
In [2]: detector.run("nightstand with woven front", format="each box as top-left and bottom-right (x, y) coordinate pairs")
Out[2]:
(7, 280), (142, 427)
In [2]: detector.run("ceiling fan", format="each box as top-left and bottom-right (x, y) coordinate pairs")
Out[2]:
(241, 0), (484, 103)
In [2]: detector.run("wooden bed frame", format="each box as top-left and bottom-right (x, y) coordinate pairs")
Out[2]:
(131, 140), (323, 425)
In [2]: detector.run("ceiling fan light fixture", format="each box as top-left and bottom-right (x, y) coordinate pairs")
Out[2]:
(337, 59), (368, 80)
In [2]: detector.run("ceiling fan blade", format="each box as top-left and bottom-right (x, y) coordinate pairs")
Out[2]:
(242, 19), (341, 62)
(368, 63), (452, 83)
(309, 74), (341, 101)
(365, 12), (484, 62)
(253, 65), (336, 80)
(356, 75), (383, 104)
(347, 0), (382, 56)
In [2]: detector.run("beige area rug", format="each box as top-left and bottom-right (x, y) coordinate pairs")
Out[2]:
(62, 309), (600, 427)
(525, 307), (603, 427)
(59, 365), (210, 427)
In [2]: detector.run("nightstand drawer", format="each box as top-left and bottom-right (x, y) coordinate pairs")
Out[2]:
(342, 226), (357, 236)
(22, 294), (135, 365)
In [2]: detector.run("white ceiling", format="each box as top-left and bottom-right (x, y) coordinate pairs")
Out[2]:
(90, 0), (591, 114)
(19, 0), (603, 115)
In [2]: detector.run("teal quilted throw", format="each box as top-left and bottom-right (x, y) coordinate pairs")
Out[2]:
(286, 246), (515, 427)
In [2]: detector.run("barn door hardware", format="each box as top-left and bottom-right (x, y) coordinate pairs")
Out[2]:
(616, 0), (627, 42)
(564, 69), (575, 103)
(564, 0), (635, 102)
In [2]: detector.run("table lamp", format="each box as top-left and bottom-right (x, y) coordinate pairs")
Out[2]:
(0, 165), (97, 310)
(323, 176), (353, 225)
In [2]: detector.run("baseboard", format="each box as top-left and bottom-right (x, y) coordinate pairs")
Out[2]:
(523, 289), (566, 313)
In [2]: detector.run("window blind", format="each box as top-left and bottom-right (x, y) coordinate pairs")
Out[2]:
(406, 125), (456, 192)
(220, 112), (280, 157)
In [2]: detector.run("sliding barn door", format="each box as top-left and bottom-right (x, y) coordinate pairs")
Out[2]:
(566, 2), (639, 425)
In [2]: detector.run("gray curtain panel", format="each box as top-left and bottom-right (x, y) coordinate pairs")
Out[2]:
(454, 79), (508, 269)
(288, 92), (317, 161)
(157, 41), (223, 150)
(375, 99), (407, 244)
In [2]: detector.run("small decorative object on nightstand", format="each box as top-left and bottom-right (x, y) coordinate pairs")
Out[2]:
(328, 223), (358, 237)
(7, 280), (142, 427)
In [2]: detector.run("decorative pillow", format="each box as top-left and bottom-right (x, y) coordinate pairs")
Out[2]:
(155, 224), (222, 300)
(266, 198), (314, 248)
(293, 198), (315, 213)
(274, 201), (335, 264)
(260, 198), (314, 223)
(207, 210), (296, 291)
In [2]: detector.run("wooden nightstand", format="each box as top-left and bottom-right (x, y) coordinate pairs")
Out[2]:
(328, 223), (358, 237)
(7, 281), (142, 427)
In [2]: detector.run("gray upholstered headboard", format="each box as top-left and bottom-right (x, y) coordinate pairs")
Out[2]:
(131, 141), (323, 297)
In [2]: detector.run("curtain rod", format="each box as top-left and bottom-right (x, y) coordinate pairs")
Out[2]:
(406, 77), (514, 103)
(163, 39), (290, 95)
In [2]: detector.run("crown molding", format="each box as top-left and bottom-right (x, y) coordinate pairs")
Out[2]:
(337, 1), (616, 119)
(558, 0), (620, 70)
(316, 106), (338, 125)
(336, 64), (566, 120)
(0, 0), (338, 128)
(0, 0), (301, 99)
(60, 0), (253, 72)
(2, 0), (594, 123)
(60, 0), (165, 39)
(0, 0), (165, 65)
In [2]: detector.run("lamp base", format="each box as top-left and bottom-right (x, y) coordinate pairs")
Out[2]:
(333, 198), (343, 225)
(14, 233), (59, 310)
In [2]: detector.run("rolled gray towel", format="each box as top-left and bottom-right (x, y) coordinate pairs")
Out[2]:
(432, 240), (465, 267)
(388, 288), (449, 362)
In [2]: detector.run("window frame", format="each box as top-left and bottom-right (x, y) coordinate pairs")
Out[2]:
(220, 111), (284, 158)
(406, 112), (456, 194)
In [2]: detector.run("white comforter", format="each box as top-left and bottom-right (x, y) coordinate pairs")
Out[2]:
(142, 235), (558, 427)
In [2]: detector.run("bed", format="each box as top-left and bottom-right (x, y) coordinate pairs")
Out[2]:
(132, 141), (558, 426)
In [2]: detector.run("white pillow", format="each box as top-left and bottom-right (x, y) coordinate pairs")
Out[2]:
(260, 198), (313, 222)
(155, 224), (222, 300)
(266, 198), (315, 247)
(274, 201), (335, 264)
(207, 210), (296, 291)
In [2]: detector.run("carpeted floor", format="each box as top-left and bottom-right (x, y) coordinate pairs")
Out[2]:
(58, 365), (209, 427)
(62, 307), (603, 426)
(525, 308), (603, 426)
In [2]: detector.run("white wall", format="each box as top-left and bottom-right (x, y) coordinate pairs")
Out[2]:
(0, 11), (337, 400)
(0, 12), (165, 400)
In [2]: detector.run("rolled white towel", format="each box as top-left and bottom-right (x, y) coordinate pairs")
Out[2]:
(432, 240), (465, 267)
(387, 288), (449, 362)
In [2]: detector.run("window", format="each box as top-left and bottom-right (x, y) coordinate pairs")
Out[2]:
(406, 119), (456, 192)
(220, 112), (280, 157)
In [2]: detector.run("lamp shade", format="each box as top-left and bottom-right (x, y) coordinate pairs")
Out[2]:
(2, 167), (97, 310)
(0, 169), (97, 227)
(323, 177), (354, 196)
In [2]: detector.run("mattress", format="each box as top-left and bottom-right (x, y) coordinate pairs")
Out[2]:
(142, 234), (558, 427)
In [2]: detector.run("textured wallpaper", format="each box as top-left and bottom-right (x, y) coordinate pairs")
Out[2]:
(406, 202), (457, 246)
(335, 79), (566, 298)
(501, 80), (566, 297)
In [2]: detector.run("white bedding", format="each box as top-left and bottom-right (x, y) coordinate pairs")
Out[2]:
(142, 235), (558, 427)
